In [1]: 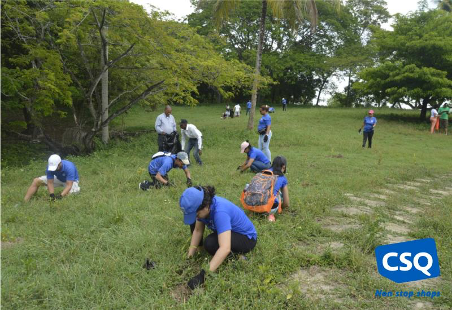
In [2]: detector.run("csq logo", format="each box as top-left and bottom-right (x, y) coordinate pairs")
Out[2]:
(375, 238), (440, 283)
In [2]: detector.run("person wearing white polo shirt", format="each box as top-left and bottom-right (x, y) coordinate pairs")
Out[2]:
(234, 104), (241, 117)
(24, 154), (80, 202)
(180, 119), (203, 166)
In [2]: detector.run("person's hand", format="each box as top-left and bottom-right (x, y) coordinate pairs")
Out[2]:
(188, 269), (206, 290)
(186, 178), (192, 187)
(56, 194), (63, 200)
(165, 180), (174, 187)
(49, 193), (56, 202)
(198, 149), (202, 156)
(358, 128), (362, 133)
(263, 135), (268, 143)
(237, 166), (241, 171)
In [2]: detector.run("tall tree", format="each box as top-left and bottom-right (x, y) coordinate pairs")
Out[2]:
(210, 0), (334, 130)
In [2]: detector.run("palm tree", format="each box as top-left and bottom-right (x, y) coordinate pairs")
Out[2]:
(211, 0), (339, 130)
(436, 0), (452, 12)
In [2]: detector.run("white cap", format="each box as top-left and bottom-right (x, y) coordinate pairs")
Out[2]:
(48, 154), (62, 171)
(240, 141), (250, 153)
(176, 152), (190, 165)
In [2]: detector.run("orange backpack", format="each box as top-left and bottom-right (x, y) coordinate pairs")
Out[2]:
(240, 170), (282, 214)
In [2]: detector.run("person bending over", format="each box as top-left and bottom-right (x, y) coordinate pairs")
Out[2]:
(238, 141), (271, 173)
(266, 156), (290, 222)
(139, 151), (191, 190)
(179, 186), (257, 289)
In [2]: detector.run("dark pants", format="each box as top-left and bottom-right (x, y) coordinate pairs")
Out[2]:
(204, 232), (257, 256)
(363, 131), (374, 148)
(149, 174), (168, 188)
(185, 138), (202, 165)
(283, 104), (287, 111)
(246, 108), (250, 115)
(157, 134), (166, 152)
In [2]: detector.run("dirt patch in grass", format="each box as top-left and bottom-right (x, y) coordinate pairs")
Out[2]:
(382, 222), (410, 235)
(333, 205), (372, 216)
(402, 206), (421, 214)
(406, 182), (423, 187)
(430, 189), (452, 195)
(170, 284), (192, 303)
(394, 184), (419, 191)
(393, 213), (414, 224)
(384, 234), (412, 244)
(369, 193), (388, 200)
(346, 195), (386, 207)
(329, 154), (344, 158)
(1, 237), (24, 249)
(288, 266), (345, 300)
(380, 189), (397, 195)
(415, 178), (432, 183)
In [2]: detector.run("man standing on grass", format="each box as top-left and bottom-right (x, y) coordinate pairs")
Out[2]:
(155, 105), (177, 152)
(234, 103), (241, 117)
(282, 97), (287, 111)
(139, 151), (192, 190)
(438, 102), (450, 135)
(24, 154), (80, 202)
(246, 100), (252, 116)
(180, 119), (203, 166)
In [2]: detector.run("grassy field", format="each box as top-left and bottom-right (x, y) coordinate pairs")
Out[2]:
(2, 105), (452, 309)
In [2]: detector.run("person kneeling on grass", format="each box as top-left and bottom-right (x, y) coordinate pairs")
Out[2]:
(24, 154), (80, 202)
(139, 151), (192, 190)
(180, 186), (258, 290)
(238, 140), (271, 173)
(266, 156), (290, 222)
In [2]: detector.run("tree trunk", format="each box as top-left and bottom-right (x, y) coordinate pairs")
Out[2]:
(247, 0), (267, 130)
(420, 97), (430, 121)
(345, 69), (352, 107)
(315, 79), (327, 106)
(101, 26), (109, 144)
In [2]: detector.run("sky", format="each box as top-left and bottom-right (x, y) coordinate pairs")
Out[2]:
(130, 0), (435, 21)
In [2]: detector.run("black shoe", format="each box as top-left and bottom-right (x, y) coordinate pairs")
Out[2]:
(139, 180), (152, 191)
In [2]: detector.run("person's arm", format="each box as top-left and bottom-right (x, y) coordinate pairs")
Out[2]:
(181, 130), (186, 150)
(198, 136), (202, 155)
(184, 168), (191, 180)
(172, 116), (176, 133)
(265, 124), (271, 135)
(60, 180), (73, 197)
(281, 186), (290, 209)
(47, 178), (55, 194)
(188, 221), (205, 257)
(155, 172), (169, 185)
(241, 158), (254, 171)
(155, 115), (164, 134)
(208, 230), (231, 272)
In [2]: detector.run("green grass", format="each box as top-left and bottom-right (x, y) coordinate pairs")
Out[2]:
(2, 105), (452, 309)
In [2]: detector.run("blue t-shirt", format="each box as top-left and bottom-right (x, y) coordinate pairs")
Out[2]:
(247, 101), (252, 109)
(198, 196), (257, 240)
(282, 98), (287, 105)
(258, 114), (271, 131)
(148, 155), (186, 176)
(46, 160), (79, 182)
(268, 168), (288, 203)
(248, 147), (270, 164)
(363, 116), (377, 132)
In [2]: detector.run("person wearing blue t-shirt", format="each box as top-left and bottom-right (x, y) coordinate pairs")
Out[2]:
(24, 154), (80, 202)
(139, 151), (192, 190)
(246, 100), (252, 115)
(257, 105), (272, 160)
(238, 141), (271, 173)
(267, 156), (290, 222)
(180, 186), (257, 289)
(359, 110), (377, 148)
(282, 97), (287, 111)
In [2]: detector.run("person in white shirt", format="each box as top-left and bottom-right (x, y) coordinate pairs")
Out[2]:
(430, 105), (439, 134)
(155, 105), (177, 152)
(234, 104), (241, 117)
(180, 119), (203, 165)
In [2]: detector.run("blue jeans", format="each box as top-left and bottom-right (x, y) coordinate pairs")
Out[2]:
(258, 130), (272, 161)
(250, 160), (271, 173)
(185, 138), (202, 165)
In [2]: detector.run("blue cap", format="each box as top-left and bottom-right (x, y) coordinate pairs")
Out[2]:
(179, 187), (204, 225)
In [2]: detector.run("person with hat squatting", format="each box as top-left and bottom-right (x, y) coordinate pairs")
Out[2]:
(179, 119), (203, 166)
(238, 140), (271, 173)
(359, 110), (377, 148)
(180, 186), (258, 290)
(139, 151), (192, 190)
(24, 154), (80, 202)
